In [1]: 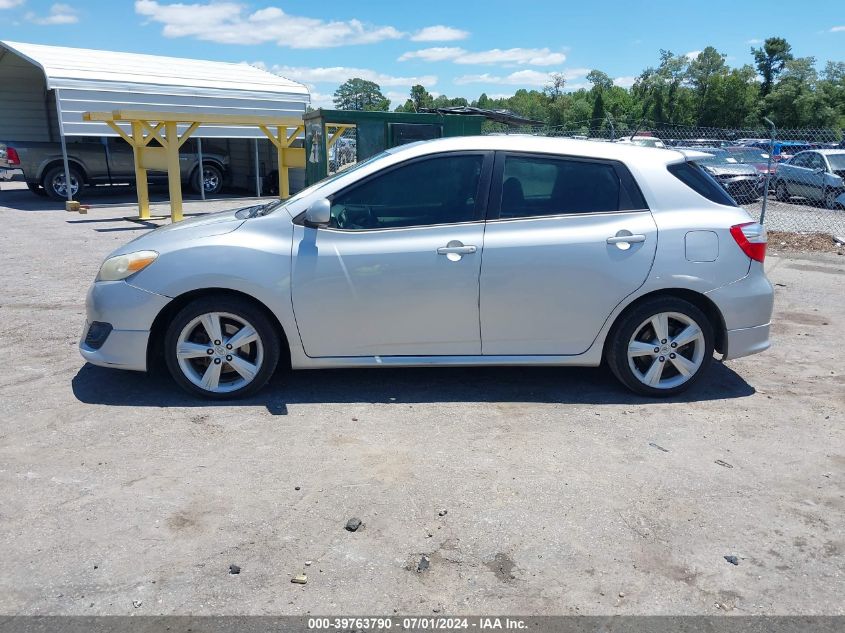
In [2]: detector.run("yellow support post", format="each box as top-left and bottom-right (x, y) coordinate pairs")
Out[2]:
(277, 129), (288, 200)
(130, 121), (151, 220)
(164, 121), (183, 222)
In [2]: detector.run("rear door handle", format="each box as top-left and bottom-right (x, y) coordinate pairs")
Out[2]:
(606, 234), (646, 244)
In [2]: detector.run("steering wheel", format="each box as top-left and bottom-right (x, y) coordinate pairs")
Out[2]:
(336, 205), (377, 230)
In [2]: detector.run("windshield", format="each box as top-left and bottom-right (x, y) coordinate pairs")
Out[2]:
(256, 150), (391, 216)
(827, 154), (845, 170)
(691, 150), (735, 165)
(730, 149), (769, 163)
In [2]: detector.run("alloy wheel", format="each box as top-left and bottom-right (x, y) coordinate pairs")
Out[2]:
(175, 311), (264, 394)
(52, 172), (80, 197)
(627, 311), (706, 390)
(202, 166), (220, 193)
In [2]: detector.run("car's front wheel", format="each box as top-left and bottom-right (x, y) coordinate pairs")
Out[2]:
(164, 296), (280, 399)
(775, 180), (790, 202)
(606, 297), (715, 397)
(824, 187), (842, 210)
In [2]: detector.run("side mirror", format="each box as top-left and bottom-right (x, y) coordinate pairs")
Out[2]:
(304, 198), (331, 227)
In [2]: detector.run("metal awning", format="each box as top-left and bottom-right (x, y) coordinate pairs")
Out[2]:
(0, 40), (309, 138)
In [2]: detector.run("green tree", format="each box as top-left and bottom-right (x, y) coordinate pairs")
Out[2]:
(587, 70), (612, 135)
(687, 46), (728, 124)
(752, 37), (793, 96)
(333, 78), (389, 111)
(764, 57), (837, 127)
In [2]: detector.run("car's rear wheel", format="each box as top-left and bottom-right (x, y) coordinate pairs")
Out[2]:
(164, 296), (280, 399)
(192, 163), (224, 195)
(42, 165), (83, 200)
(607, 297), (714, 397)
(775, 180), (790, 202)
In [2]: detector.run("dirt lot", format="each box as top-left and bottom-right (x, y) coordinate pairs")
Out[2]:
(0, 183), (843, 616)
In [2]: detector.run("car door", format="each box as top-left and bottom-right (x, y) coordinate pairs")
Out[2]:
(479, 152), (657, 356)
(106, 137), (136, 182)
(291, 151), (492, 357)
(804, 152), (826, 202)
(785, 152), (812, 197)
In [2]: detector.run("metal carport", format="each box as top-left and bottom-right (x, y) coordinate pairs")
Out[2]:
(0, 40), (309, 211)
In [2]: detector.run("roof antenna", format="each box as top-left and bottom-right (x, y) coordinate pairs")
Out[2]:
(629, 117), (645, 140)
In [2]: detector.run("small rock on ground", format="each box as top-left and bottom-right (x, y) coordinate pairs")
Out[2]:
(345, 517), (362, 532)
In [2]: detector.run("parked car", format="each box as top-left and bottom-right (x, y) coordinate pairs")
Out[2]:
(674, 146), (763, 203)
(1, 137), (229, 200)
(724, 146), (777, 177)
(80, 137), (773, 399)
(678, 139), (733, 148)
(772, 149), (845, 209)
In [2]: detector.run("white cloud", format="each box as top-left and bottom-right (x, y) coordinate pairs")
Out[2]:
(399, 47), (566, 66)
(270, 64), (437, 88)
(685, 50), (702, 60)
(747, 38), (763, 44)
(398, 47), (465, 62)
(410, 25), (469, 42)
(0, 0), (24, 9)
(26, 3), (78, 24)
(454, 68), (590, 86)
(613, 75), (636, 88)
(135, 0), (404, 48)
(830, 26), (845, 32)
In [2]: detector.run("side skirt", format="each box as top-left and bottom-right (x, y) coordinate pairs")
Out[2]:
(291, 353), (601, 370)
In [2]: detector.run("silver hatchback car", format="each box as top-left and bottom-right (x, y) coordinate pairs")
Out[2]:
(80, 136), (773, 399)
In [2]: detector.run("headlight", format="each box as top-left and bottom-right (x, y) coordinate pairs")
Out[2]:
(96, 250), (158, 281)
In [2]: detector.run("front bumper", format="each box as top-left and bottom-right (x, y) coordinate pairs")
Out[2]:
(78, 281), (171, 371)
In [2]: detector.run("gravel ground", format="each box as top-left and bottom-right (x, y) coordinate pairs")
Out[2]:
(0, 184), (843, 616)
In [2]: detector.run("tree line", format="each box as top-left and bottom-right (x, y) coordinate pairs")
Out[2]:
(331, 37), (845, 131)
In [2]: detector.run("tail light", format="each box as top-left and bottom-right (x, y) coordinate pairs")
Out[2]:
(730, 222), (767, 263)
(6, 147), (20, 166)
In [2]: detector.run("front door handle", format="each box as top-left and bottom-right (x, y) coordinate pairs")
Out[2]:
(437, 240), (477, 261)
(437, 245), (477, 255)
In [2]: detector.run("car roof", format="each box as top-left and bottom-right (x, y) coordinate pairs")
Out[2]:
(816, 149), (845, 155)
(389, 135), (688, 166)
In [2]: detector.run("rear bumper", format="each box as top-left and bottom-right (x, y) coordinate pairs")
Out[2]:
(723, 322), (770, 360)
(705, 262), (774, 360)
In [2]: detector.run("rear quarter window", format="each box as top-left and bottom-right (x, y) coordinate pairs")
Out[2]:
(668, 161), (737, 207)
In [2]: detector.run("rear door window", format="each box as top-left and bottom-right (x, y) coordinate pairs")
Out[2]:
(494, 154), (647, 220)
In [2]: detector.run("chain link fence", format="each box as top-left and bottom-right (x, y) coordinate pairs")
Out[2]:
(485, 119), (845, 238)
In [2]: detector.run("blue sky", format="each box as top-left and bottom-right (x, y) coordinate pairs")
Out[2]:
(2, 0), (844, 107)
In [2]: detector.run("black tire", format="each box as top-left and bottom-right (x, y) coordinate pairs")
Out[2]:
(775, 180), (790, 202)
(26, 182), (48, 197)
(606, 296), (715, 398)
(42, 164), (84, 200)
(164, 296), (280, 399)
(824, 187), (842, 210)
(191, 163), (224, 195)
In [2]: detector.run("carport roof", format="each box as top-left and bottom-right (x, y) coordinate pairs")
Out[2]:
(0, 40), (309, 138)
(0, 40), (308, 97)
